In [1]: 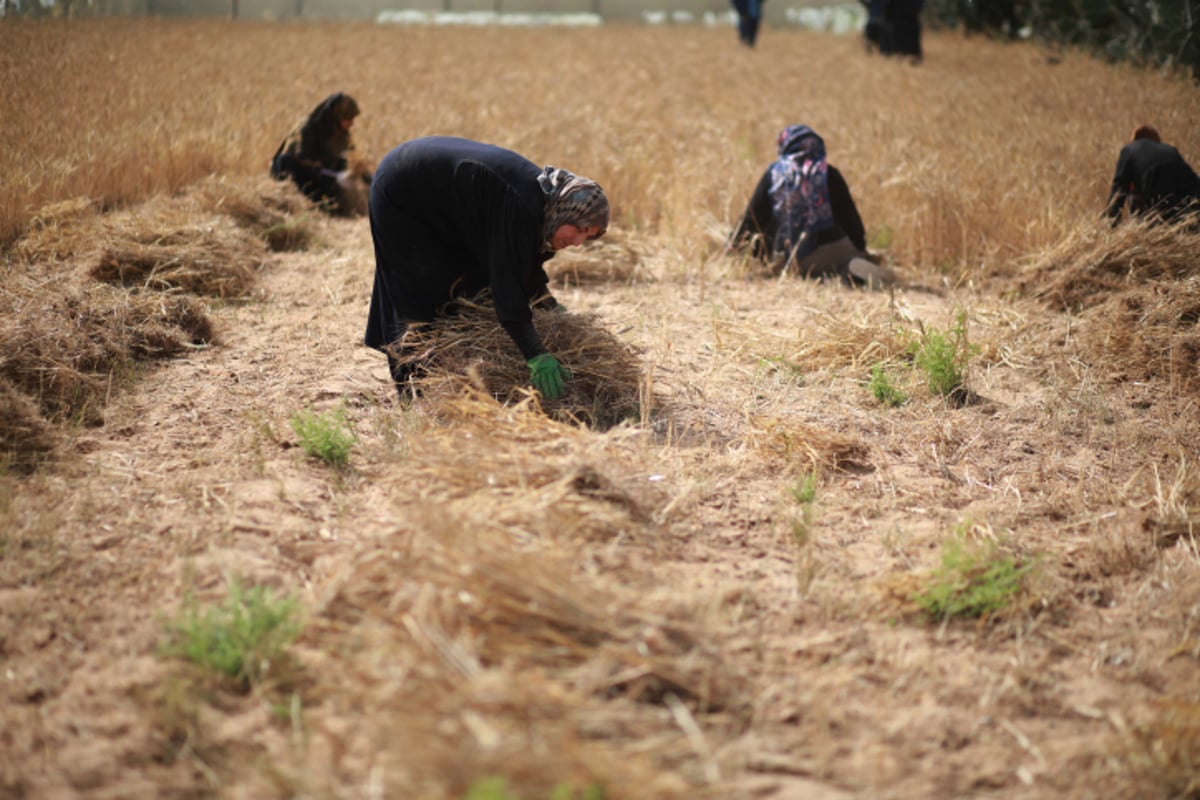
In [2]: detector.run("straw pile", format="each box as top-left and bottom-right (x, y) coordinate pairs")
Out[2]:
(397, 296), (653, 430)
(386, 388), (672, 553)
(302, 388), (744, 796)
(1076, 277), (1200, 391)
(0, 176), (305, 469)
(0, 382), (57, 474)
(546, 230), (651, 288)
(1020, 217), (1200, 392)
(11, 197), (101, 264)
(1020, 216), (1200, 311)
(88, 225), (263, 297)
(193, 175), (318, 252)
(0, 277), (214, 423)
(304, 511), (743, 797)
(746, 415), (871, 472)
(321, 527), (738, 709)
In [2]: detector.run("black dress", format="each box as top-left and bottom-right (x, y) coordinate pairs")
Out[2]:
(884, 0), (923, 60)
(363, 136), (556, 369)
(1105, 138), (1200, 223)
(270, 93), (358, 213)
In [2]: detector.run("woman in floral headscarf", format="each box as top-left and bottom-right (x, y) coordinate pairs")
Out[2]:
(728, 124), (893, 288)
(363, 136), (609, 401)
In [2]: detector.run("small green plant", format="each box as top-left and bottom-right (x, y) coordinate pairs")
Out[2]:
(463, 778), (520, 800)
(914, 534), (1037, 622)
(868, 224), (894, 251)
(554, 784), (605, 800)
(791, 471), (818, 505)
(159, 579), (302, 691)
(788, 471), (818, 547)
(462, 778), (605, 800)
(290, 403), (355, 468)
(868, 363), (908, 407)
(908, 311), (979, 397)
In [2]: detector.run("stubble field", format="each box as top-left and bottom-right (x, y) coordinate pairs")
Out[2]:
(2, 17), (1200, 800)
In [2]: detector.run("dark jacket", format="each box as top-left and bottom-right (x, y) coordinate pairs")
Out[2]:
(363, 136), (556, 361)
(729, 163), (867, 263)
(1105, 138), (1200, 223)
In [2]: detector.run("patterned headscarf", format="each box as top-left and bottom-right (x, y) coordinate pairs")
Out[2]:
(768, 124), (834, 256)
(538, 166), (610, 250)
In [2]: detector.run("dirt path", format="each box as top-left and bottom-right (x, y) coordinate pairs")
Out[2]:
(4, 207), (1199, 799)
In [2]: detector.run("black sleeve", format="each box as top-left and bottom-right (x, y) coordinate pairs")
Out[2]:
(1105, 147), (1133, 222)
(460, 164), (548, 359)
(501, 320), (547, 361)
(828, 165), (867, 251)
(729, 168), (776, 259)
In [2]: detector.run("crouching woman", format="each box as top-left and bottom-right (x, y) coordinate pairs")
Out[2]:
(363, 136), (610, 401)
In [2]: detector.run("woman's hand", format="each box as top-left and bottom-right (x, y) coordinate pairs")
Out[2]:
(527, 353), (571, 400)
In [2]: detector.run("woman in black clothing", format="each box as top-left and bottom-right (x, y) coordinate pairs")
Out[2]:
(885, 0), (924, 62)
(730, 0), (764, 47)
(270, 92), (372, 216)
(363, 136), (609, 401)
(1105, 124), (1200, 225)
(727, 124), (893, 288)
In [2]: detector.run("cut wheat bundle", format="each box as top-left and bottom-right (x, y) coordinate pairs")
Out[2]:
(396, 296), (654, 430)
(1020, 215), (1200, 312)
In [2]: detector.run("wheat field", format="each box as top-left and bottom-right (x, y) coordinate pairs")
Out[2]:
(6, 18), (1199, 266)
(2, 17), (1200, 800)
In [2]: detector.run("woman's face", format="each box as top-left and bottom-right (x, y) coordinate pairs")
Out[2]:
(549, 223), (603, 251)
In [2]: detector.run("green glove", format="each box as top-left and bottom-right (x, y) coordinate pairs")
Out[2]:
(527, 353), (570, 400)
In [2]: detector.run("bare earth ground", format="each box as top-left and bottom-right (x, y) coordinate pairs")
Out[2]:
(3, 194), (1199, 798)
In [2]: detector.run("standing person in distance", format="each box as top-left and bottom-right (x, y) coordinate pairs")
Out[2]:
(727, 124), (894, 288)
(885, 0), (924, 63)
(861, 0), (892, 53)
(731, 0), (765, 47)
(363, 136), (610, 401)
(1104, 124), (1200, 226)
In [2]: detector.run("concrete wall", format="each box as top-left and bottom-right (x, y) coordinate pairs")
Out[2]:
(5, 0), (863, 29)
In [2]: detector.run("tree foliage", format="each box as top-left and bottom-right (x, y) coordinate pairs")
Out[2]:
(928, 0), (1200, 78)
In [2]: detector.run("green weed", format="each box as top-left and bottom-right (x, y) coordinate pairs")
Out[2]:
(791, 471), (818, 506)
(788, 471), (818, 592)
(914, 535), (1038, 622)
(159, 580), (302, 691)
(868, 224), (894, 251)
(868, 363), (908, 407)
(908, 311), (979, 397)
(462, 777), (605, 800)
(290, 403), (355, 468)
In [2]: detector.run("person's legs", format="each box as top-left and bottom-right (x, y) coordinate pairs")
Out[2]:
(847, 256), (897, 289)
(744, 0), (761, 45)
(365, 189), (450, 400)
(384, 330), (430, 402)
(731, 0), (756, 45)
(386, 348), (415, 402)
(792, 237), (860, 281)
(793, 237), (896, 289)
